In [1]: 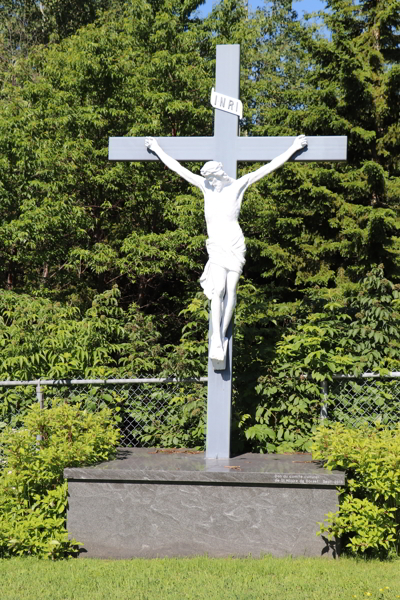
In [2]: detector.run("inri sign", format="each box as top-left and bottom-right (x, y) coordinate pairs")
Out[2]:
(210, 87), (243, 119)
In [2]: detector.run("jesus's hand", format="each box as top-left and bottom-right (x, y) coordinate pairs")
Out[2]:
(145, 137), (159, 152)
(291, 134), (307, 153)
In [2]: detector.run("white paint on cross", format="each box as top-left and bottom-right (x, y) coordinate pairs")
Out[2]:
(109, 44), (347, 460)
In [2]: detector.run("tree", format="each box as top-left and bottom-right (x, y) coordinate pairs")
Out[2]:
(235, 0), (400, 295)
(0, 0), (212, 313)
(0, 286), (162, 381)
(0, 0), (118, 65)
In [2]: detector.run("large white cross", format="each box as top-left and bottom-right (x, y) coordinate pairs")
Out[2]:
(109, 45), (347, 459)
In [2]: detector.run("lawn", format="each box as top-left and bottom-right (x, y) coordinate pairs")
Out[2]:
(0, 555), (399, 600)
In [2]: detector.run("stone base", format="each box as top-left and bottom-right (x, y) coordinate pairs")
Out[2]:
(64, 449), (344, 559)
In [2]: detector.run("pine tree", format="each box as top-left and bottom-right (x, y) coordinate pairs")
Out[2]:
(236, 0), (400, 298)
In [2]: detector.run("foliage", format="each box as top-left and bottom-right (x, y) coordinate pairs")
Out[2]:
(134, 384), (207, 449)
(240, 0), (400, 291)
(313, 422), (400, 558)
(0, 402), (119, 558)
(245, 266), (400, 453)
(0, 0), (117, 64)
(0, 286), (162, 381)
(0, 0), (214, 318)
(274, 266), (400, 378)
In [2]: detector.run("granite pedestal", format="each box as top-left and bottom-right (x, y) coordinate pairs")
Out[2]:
(64, 449), (344, 559)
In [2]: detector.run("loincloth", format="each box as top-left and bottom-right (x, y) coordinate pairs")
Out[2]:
(200, 232), (246, 300)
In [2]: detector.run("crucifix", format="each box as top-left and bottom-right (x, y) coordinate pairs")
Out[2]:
(109, 44), (347, 460)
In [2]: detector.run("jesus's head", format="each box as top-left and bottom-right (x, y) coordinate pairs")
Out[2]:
(200, 161), (231, 190)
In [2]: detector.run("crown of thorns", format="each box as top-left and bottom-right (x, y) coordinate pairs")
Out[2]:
(200, 161), (224, 176)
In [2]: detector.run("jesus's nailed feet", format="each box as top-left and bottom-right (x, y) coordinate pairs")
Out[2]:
(209, 341), (225, 362)
(209, 337), (229, 371)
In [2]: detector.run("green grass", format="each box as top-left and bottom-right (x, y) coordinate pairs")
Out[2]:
(0, 556), (399, 600)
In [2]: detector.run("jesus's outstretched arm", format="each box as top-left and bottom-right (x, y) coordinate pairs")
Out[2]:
(238, 135), (307, 188)
(145, 137), (204, 190)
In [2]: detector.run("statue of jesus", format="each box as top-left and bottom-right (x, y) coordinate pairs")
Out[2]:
(145, 135), (308, 363)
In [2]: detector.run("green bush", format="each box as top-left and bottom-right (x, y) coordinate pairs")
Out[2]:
(312, 423), (400, 558)
(0, 402), (119, 559)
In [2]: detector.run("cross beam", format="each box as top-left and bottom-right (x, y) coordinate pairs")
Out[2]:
(108, 44), (347, 460)
(109, 135), (347, 165)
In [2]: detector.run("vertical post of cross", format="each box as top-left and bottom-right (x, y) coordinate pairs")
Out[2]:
(205, 45), (240, 459)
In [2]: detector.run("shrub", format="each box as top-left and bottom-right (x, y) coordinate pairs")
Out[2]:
(312, 423), (400, 558)
(0, 402), (119, 559)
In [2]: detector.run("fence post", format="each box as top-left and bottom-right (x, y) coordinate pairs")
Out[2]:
(320, 379), (328, 420)
(36, 380), (43, 442)
(36, 380), (44, 409)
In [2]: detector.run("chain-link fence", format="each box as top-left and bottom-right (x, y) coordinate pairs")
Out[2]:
(1, 373), (399, 450)
(0, 378), (207, 448)
(324, 373), (400, 427)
